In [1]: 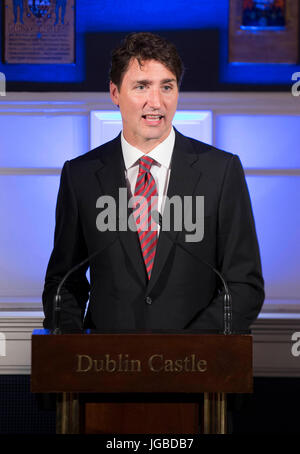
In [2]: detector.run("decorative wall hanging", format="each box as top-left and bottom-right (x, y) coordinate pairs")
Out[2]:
(229, 0), (299, 63)
(3, 0), (75, 64)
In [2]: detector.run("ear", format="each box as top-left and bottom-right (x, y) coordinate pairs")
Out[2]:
(110, 81), (120, 107)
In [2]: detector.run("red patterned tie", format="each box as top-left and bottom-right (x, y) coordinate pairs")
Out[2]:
(133, 156), (158, 279)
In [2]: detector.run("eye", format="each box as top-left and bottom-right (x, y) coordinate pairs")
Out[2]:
(136, 85), (146, 90)
(162, 85), (172, 91)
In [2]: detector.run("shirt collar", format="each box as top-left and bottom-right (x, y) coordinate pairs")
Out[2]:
(121, 127), (175, 170)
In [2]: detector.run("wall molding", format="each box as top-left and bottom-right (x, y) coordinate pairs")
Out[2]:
(1, 298), (299, 316)
(1, 91), (300, 114)
(0, 167), (61, 175)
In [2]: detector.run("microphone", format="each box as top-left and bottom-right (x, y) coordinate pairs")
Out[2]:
(152, 211), (233, 335)
(52, 237), (118, 334)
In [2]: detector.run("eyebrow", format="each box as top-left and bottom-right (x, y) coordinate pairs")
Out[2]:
(134, 78), (177, 85)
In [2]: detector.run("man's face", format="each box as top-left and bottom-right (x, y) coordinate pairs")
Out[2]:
(110, 58), (179, 153)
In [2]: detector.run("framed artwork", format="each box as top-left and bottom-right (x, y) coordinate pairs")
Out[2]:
(229, 0), (299, 63)
(3, 0), (75, 64)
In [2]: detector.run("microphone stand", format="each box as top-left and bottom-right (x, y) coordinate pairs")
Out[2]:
(154, 211), (233, 335)
(52, 239), (118, 334)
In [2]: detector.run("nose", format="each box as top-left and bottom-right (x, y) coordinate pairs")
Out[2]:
(147, 87), (162, 109)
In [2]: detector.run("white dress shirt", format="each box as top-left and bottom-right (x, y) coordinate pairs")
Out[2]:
(121, 127), (175, 233)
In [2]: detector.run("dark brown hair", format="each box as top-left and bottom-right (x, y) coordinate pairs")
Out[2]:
(109, 32), (184, 89)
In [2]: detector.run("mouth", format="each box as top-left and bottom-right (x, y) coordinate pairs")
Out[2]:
(142, 114), (164, 124)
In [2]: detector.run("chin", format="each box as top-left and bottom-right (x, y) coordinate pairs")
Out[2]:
(144, 129), (168, 140)
(145, 136), (164, 142)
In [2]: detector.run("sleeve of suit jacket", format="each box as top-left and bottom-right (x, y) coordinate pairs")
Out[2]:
(187, 154), (264, 331)
(42, 161), (90, 330)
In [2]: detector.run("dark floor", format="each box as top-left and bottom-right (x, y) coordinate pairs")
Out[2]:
(231, 377), (300, 433)
(0, 375), (56, 434)
(0, 375), (299, 433)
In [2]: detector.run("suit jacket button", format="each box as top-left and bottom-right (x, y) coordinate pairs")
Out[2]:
(145, 296), (152, 305)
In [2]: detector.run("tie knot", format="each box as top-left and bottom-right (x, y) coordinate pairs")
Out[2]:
(139, 156), (155, 174)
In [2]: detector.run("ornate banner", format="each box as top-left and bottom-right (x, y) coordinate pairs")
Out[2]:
(229, 0), (299, 63)
(4, 0), (75, 64)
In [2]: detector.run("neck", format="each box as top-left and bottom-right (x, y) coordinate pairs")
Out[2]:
(123, 127), (172, 154)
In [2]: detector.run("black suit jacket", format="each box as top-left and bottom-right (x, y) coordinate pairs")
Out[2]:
(42, 129), (264, 331)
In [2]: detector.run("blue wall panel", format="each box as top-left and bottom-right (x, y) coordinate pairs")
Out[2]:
(215, 114), (300, 169)
(0, 0), (298, 86)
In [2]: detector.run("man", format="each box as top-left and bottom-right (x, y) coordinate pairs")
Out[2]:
(13, 0), (24, 24)
(42, 32), (264, 332)
(54, 0), (66, 25)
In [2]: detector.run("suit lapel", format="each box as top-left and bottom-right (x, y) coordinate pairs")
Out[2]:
(94, 130), (203, 292)
(95, 135), (147, 286)
(146, 130), (203, 295)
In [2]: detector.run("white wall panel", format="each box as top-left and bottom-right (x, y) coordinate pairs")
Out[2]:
(90, 110), (212, 148)
(215, 115), (300, 168)
(90, 111), (122, 148)
(246, 175), (300, 299)
(0, 115), (89, 167)
(0, 175), (60, 297)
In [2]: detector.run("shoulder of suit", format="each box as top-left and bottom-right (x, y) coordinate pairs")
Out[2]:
(175, 129), (235, 163)
(66, 134), (121, 168)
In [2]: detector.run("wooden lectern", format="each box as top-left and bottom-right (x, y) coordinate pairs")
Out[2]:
(31, 330), (252, 434)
